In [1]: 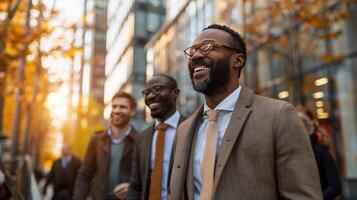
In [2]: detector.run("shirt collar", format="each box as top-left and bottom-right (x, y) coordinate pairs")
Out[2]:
(155, 110), (180, 129)
(204, 86), (241, 113)
(62, 155), (72, 160)
(108, 126), (131, 144)
(62, 155), (72, 162)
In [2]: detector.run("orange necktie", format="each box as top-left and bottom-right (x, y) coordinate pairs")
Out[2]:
(149, 123), (169, 200)
(201, 110), (219, 200)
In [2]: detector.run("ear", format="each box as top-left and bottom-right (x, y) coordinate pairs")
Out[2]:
(232, 53), (245, 69)
(172, 88), (180, 99)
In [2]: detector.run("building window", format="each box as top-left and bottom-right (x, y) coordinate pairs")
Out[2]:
(147, 12), (160, 33)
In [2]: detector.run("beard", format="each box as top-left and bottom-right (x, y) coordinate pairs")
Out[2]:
(190, 57), (230, 96)
(110, 113), (130, 128)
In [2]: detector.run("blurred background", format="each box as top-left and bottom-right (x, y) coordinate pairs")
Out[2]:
(0, 0), (356, 199)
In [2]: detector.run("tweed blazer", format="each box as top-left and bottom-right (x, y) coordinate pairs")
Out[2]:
(73, 127), (138, 200)
(168, 87), (323, 200)
(128, 115), (185, 200)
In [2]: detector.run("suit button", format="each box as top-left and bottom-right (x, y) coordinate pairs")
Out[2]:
(177, 165), (181, 168)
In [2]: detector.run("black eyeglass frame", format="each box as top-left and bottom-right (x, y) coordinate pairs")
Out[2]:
(183, 40), (239, 59)
(141, 85), (175, 97)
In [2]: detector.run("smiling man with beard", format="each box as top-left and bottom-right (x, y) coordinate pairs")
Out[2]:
(168, 24), (322, 200)
(128, 74), (185, 200)
(74, 91), (138, 200)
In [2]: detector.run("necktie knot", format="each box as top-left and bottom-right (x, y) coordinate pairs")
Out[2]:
(156, 123), (169, 132)
(206, 110), (218, 122)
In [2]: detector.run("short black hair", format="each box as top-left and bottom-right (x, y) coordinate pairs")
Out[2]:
(154, 74), (178, 89)
(203, 24), (247, 69)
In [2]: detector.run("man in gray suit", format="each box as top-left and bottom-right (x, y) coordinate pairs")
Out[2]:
(168, 24), (323, 200)
(128, 74), (185, 200)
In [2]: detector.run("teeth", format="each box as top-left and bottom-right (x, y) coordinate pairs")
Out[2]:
(149, 103), (160, 109)
(194, 65), (208, 72)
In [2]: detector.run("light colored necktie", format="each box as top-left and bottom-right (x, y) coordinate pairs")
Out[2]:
(201, 110), (219, 200)
(149, 123), (169, 200)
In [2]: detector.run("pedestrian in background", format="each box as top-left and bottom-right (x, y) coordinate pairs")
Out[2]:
(73, 91), (138, 200)
(128, 74), (185, 200)
(297, 108), (342, 200)
(168, 24), (322, 200)
(43, 144), (81, 200)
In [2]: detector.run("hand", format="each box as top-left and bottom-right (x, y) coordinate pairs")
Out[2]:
(113, 182), (130, 200)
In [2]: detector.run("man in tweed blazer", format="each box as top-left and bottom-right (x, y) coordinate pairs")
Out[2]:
(168, 24), (322, 200)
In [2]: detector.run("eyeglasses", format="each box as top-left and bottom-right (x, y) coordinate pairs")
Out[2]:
(183, 40), (239, 59)
(141, 85), (175, 97)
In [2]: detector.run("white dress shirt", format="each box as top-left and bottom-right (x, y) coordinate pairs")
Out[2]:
(108, 126), (131, 144)
(61, 155), (72, 168)
(193, 86), (241, 200)
(151, 111), (180, 200)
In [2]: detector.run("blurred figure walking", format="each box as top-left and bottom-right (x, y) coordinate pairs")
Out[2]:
(43, 144), (81, 200)
(297, 108), (342, 200)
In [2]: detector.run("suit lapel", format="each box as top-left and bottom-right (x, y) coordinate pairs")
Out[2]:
(101, 131), (111, 171)
(143, 125), (155, 196)
(186, 122), (201, 200)
(121, 127), (136, 161)
(183, 107), (203, 200)
(213, 87), (254, 193)
(167, 114), (186, 187)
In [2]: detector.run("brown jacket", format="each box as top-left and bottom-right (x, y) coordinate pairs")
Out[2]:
(128, 115), (185, 200)
(169, 87), (323, 200)
(73, 127), (137, 200)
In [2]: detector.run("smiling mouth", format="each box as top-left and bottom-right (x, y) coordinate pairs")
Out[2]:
(149, 102), (160, 110)
(112, 116), (121, 121)
(192, 65), (209, 79)
(193, 65), (209, 73)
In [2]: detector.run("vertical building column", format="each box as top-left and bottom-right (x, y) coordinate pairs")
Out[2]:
(337, 3), (357, 199)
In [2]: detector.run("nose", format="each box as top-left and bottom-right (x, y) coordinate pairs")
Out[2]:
(145, 91), (157, 101)
(190, 48), (205, 61)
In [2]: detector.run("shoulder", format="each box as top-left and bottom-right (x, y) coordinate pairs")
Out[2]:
(94, 129), (107, 136)
(129, 126), (139, 139)
(85, 130), (108, 149)
(238, 86), (291, 115)
(251, 94), (297, 119)
(137, 125), (154, 142)
(252, 94), (290, 111)
(53, 158), (61, 165)
(72, 155), (81, 162)
(91, 130), (107, 140)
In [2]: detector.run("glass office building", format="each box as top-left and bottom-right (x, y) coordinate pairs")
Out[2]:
(105, 0), (165, 130)
(147, 0), (357, 198)
(90, 0), (107, 108)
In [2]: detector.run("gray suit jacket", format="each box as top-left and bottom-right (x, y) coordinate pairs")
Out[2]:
(169, 87), (323, 200)
(128, 115), (185, 200)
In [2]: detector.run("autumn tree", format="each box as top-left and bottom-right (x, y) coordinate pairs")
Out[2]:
(0, 0), (58, 164)
(241, 0), (354, 103)
(0, 0), (22, 134)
